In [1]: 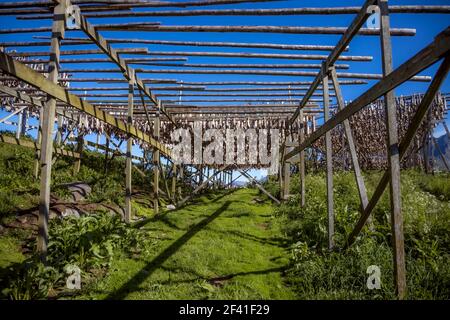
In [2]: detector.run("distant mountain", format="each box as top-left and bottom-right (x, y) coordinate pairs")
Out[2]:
(232, 180), (248, 187)
(432, 133), (450, 171)
(258, 176), (268, 183)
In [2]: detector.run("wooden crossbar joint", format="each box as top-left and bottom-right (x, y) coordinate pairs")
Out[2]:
(367, 5), (380, 14)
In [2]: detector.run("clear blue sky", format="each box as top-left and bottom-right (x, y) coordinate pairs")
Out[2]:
(0, 0), (449, 181)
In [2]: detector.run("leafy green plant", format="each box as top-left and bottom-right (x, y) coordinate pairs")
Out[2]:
(1, 212), (156, 300)
(276, 170), (450, 299)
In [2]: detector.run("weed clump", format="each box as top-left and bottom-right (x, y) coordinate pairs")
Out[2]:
(273, 171), (450, 299)
(0, 212), (156, 299)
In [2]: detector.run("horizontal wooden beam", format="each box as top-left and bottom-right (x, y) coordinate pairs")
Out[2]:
(345, 54), (450, 249)
(76, 9), (175, 123)
(16, 6), (450, 19)
(0, 51), (172, 157)
(27, 36), (349, 52)
(22, 57), (188, 64)
(8, 48), (150, 56)
(286, 26), (450, 161)
(127, 62), (351, 69)
(161, 80), (368, 86)
(290, 0), (377, 124)
(0, 134), (81, 158)
(55, 68), (431, 81)
(24, 52), (370, 62)
(0, 24), (416, 36)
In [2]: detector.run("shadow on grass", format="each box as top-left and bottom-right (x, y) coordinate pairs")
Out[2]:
(180, 188), (237, 208)
(156, 266), (288, 286)
(105, 200), (232, 300)
(210, 228), (289, 248)
(133, 189), (237, 231)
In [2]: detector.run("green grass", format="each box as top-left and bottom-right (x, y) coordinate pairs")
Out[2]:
(0, 236), (25, 269)
(416, 172), (450, 201)
(77, 188), (295, 300)
(1, 136), (449, 300)
(271, 170), (450, 299)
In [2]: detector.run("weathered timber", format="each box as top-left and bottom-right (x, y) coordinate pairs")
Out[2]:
(285, 27), (450, 161)
(0, 51), (172, 157)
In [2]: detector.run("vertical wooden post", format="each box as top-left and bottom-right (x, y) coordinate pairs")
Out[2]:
(330, 67), (370, 221)
(171, 163), (177, 201)
(16, 110), (24, 139)
(34, 108), (43, 179)
(323, 71), (334, 251)
(423, 133), (429, 173)
(279, 149), (284, 198)
(153, 103), (161, 214)
(37, 0), (66, 262)
(312, 115), (318, 172)
(443, 122), (450, 138)
(283, 161), (290, 199)
(432, 137), (450, 171)
(73, 131), (83, 174)
(178, 164), (183, 199)
(55, 114), (63, 146)
(379, 0), (406, 299)
(21, 110), (28, 137)
(125, 70), (135, 223)
(96, 133), (100, 152)
(299, 109), (306, 207)
(104, 133), (110, 174)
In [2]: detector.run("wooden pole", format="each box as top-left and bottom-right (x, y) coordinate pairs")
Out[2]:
(345, 56), (450, 249)
(34, 108), (43, 179)
(24, 6), (449, 19)
(178, 165), (183, 199)
(443, 122), (450, 138)
(379, 0), (406, 299)
(177, 165), (230, 207)
(284, 27), (450, 162)
(161, 162), (171, 199)
(9, 48), (150, 56)
(283, 162), (290, 199)
(73, 132), (84, 174)
(171, 163), (177, 201)
(125, 71), (135, 223)
(0, 52), (173, 156)
(290, 0), (377, 125)
(96, 133), (100, 152)
(239, 169), (281, 204)
(37, 0), (66, 262)
(1, 23), (415, 36)
(2, 37), (346, 52)
(432, 137), (450, 171)
(153, 104), (161, 214)
(15, 110), (23, 139)
(55, 114), (63, 145)
(104, 134), (110, 174)
(73, 10), (175, 123)
(282, 144), (291, 199)
(330, 67), (370, 222)
(323, 72), (334, 251)
(47, 23), (417, 36)
(299, 109), (306, 207)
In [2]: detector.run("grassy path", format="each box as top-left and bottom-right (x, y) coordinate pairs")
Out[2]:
(81, 188), (296, 300)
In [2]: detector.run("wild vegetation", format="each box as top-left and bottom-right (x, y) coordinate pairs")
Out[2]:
(0, 133), (449, 299)
(263, 170), (450, 299)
